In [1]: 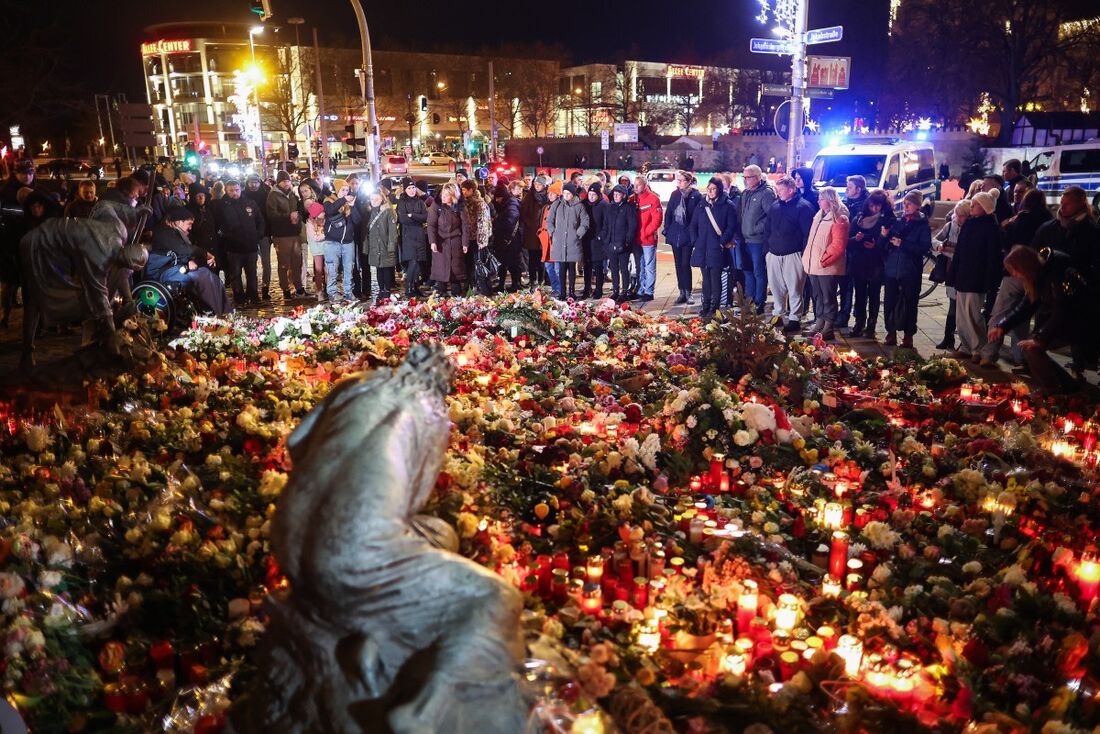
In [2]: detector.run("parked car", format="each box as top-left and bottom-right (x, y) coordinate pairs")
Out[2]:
(1029, 141), (1100, 212)
(645, 169), (679, 202)
(492, 159), (519, 178)
(419, 152), (454, 166)
(382, 155), (408, 174)
(36, 159), (104, 180)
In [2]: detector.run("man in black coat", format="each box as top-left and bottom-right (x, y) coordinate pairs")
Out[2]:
(215, 180), (264, 305)
(244, 174), (274, 299)
(491, 181), (522, 292)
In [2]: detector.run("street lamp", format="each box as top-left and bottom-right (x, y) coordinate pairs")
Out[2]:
(287, 17), (313, 174)
(249, 25), (266, 175)
(348, 0), (380, 184)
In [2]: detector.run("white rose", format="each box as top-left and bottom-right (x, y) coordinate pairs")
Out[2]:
(733, 430), (753, 447)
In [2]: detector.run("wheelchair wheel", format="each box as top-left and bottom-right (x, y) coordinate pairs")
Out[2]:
(132, 280), (195, 335)
(919, 251), (939, 300)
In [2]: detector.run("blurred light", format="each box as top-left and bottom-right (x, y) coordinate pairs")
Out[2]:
(773, 27), (793, 37)
(251, 25), (265, 35)
(915, 131), (929, 141)
(828, 136), (842, 147)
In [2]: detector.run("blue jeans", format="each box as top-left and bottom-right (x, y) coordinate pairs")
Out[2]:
(545, 262), (561, 293)
(745, 242), (767, 309)
(324, 241), (355, 302)
(639, 246), (657, 296)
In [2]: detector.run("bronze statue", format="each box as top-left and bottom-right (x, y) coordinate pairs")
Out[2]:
(232, 343), (527, 734)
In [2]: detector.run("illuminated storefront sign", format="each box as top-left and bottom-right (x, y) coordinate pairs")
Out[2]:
(141, 39), (194, 56)
(667, 64), (705, 79)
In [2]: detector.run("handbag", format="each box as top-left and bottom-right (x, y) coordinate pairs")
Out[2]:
(929, 253), (949, 284)
(474, 247), (502, 296)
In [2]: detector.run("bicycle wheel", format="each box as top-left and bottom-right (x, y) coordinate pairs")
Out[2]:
(919, 252), (938, 299)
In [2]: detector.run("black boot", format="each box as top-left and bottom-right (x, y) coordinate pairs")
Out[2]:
(674, 290), (688, 305)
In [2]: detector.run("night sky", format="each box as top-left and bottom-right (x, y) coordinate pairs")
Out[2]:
(40, 0), (887, 135)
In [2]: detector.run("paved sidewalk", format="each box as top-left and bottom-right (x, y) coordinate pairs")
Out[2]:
(0, 247), (1038, 384)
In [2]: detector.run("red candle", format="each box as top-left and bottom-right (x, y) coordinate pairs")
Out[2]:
(829, 531), (849, 578)
(737, 580), (759, 633)
(1076, 551), (1100, 605)
(552, 552), (570, 570)
(709, 454), (726, 487)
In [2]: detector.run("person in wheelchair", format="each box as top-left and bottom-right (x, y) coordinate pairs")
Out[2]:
(147, 207), (232, 315)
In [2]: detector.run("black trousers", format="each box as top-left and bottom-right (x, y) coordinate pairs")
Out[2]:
(376, 266), (395, 297)
(852, 271), (883, 331)
(883, 273), (921, 335)
(672, 245), (693, 292)
(590, 259), (607, 297)
(526, 249), (544, 285)
(700, 266), (723, 309)
(464, 241), (479, 282)
(943, 294), (957, 344)
(610, 252), (631, 294)
(227, 251), (258, 301)
(403, 259), (421, 295)
(558, 262), (576, 296)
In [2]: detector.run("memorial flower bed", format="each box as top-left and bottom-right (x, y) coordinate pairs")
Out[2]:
(1, 292), (1099, 733)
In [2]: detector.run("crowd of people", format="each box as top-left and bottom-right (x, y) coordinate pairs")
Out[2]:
(1, 154), (1098, 395)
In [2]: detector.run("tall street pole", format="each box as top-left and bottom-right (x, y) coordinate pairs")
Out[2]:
(786, 0), (809, 171)
(287, 18), (313, 175)
(249, 26), (267, 177)
(313, 28), (330, 178)
(488, 60), (497, 163)
(348, 0), (379, 184)
(93, 95), (106, 159)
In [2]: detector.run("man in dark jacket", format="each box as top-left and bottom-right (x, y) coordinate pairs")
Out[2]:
(266, 170), (305, 299)
(492, 181), (523, 292)
(396, 178), (430, 297)
(1030, 186), (1100, 373)
(215, 180), (264, 305)
(1001, 159), (1025, 199)
(187, 186), (220, 273)
(147, 207), (232, 315)
(664, 172), (702, 305)
(739, 165), (776, 311)
(792, 166), (819, 212)
(244, 174), (273, 299)
(953, 193), (1005, 365)
(982, 175), (1013, 223)
(584, 182), (610, 299)
(763, 176), (813, 331)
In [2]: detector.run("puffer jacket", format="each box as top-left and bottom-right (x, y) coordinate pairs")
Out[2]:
(664, 187), (702, 249)
(802, 209), (849, 276)
(949, 213), (1002, 294)
(362, 203), (398, 268)
(546, 197), (590, 263)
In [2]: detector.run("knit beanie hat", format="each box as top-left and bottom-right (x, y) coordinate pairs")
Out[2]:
(587, 182), (603, 195)
(332, 178), (348, 192)
(276, 170), (292, 184)
(455, 168), (469, 179)
(493, 182), (510, 199)
(903, 190), (924, 209)
(307, 202), (324, 218)
(400, 176), (414, 190)
(534, 174), (551, 188)
(548, 180), (564, 195)
(164, 205), (194, 222)
(972, 191), (996, 215)
(611, 184), (630, 199)
(562, 182), (579, 197)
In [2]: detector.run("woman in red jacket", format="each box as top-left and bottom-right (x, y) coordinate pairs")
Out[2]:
(801, 186), (849, 340)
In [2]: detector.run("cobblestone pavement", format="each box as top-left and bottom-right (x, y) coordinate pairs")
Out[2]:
(0, 247), (1060, 388)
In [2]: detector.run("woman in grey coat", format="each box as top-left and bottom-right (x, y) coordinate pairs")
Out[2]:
(546, 182), (590, 300)
(362, 191), (399, 301)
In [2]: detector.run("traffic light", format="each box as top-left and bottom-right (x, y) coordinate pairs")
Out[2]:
(184, 150), (200, 171)
(249, 0), (271, 20)
(432, 113), (440, 125)
(420, 96), (428, 112)
(287, 143), (299, 158)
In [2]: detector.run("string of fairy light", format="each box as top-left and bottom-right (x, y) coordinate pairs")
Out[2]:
(755, 0), (798, 31)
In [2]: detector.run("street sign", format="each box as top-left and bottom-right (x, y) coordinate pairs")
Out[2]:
(750, 38), (794, 55)
(773, 101), (809, 142)
(613, 123), (638, 143)
(806, 88), (835, 100)
(476, 166), (489, 180)
(808, 56), (851, 90)
(762, 83), (794, 97)
(600, 130), (609, 150)
(536, 146), (545, 156)
(805, 25), (843, 44)
(117, 103), (157, 149)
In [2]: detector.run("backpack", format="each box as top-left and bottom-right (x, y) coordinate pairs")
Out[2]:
(323, 203), (349, 242)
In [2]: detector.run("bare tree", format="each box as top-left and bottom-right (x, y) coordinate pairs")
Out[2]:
(518, 64), (560, 138)
(262, 48), (312, 149)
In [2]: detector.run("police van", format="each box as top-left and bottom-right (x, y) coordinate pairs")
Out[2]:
(1029, 141), (1100, 212)
(810, 140), (938, 210)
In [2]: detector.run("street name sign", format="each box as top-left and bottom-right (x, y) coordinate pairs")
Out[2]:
(805, 26), (843, 44)
(762, 84), (794, 97)
(750, 38), (794, 55)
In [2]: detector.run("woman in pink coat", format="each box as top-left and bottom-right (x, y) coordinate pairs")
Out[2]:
(801, 186), (849, 340)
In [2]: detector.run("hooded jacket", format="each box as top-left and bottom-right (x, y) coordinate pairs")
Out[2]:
(792, 167), (820, 212)
(802, 208), (849, 276)
(599, 190), (637, 257)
